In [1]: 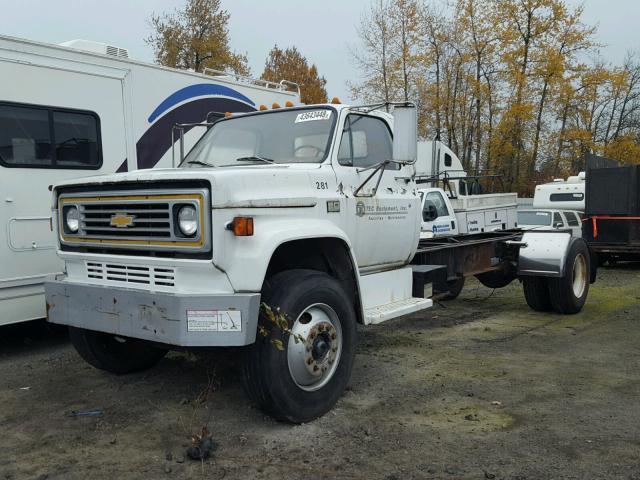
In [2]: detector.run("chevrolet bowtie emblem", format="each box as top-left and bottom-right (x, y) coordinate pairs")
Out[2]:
(110, 214), (135, 228)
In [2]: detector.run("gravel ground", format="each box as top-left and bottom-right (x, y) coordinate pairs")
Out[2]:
(1, 265), (639, 480)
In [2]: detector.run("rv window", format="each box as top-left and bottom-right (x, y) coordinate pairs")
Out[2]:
(0, 105), (52, 166)
(0, 102), (101, 169)
(444, 153), (452, 167)
(53, 111), (101, 167)
(550, 192), (584, 202)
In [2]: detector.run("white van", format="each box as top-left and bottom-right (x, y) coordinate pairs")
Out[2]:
(0, 35), (299, 326)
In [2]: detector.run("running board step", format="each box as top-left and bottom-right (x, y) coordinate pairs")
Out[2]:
(364, 297), (433, 325)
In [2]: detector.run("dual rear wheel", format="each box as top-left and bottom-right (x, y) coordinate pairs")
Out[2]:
(522, 239), (590, 314)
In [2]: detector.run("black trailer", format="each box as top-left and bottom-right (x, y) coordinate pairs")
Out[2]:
(583, 157), (640, 263)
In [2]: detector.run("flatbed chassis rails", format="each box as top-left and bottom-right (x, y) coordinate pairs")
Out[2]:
(412, 230), (523, 284)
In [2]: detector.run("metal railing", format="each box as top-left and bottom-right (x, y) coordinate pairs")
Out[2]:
(202, 68), (300, 97)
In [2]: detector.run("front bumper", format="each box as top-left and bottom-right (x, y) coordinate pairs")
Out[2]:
(45, 277), (260, 347)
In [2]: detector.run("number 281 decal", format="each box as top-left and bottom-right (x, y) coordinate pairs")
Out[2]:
(315, 181), (328, 190)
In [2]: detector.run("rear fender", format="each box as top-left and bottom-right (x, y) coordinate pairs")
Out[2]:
(517, 231), (573, 277)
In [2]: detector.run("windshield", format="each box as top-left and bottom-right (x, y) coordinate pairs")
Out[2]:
(182, 107), (336, 167)
(518, 210), (552, 226)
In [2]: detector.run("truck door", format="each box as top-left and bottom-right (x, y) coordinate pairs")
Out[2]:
(420, 190), (457, 237)
(333, 112), (420, 268)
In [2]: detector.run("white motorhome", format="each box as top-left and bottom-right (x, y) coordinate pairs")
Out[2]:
(0, 35), (299, 326)
(533, 172), (586, 211)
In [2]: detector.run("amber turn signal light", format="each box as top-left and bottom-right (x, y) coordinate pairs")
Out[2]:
(228, 217), (254, 236)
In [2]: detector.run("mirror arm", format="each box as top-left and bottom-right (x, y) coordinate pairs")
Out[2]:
(354, 161), (389, 197)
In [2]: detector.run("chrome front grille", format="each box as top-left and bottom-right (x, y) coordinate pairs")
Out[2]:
(80, 202), (173, 239)
(58, 188), (210, 253)
(86, 261), (176, 287)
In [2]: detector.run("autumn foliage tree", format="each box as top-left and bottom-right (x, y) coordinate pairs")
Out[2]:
(261, 46), (328, 104)
(146, 0), (249, 74)
(352, 0), (640, 195)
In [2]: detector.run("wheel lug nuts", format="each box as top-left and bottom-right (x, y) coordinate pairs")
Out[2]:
(313, 365), (319, 372)
(306, 358), (313, 365)
(331, 333), (337, 340)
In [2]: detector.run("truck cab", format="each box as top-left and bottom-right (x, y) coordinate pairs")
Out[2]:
(45, 102), (430, 423)
(419, 188), (459, 237)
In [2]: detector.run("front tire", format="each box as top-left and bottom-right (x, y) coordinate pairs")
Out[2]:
(241, 269), (357, 423)
(69, 327), (167, 374)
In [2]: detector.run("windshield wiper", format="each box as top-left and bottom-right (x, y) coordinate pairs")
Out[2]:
(236, 155), (275, 164)
(185, 159), (215, 167)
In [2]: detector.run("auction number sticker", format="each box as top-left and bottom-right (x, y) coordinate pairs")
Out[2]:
(187, 310), (242, 332)
(295, 110), (331, 123)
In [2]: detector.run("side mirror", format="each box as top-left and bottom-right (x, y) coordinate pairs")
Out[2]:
(553, 221), (563, 228)
(392, 103), (417, 164)
(423, 204), (438, 222)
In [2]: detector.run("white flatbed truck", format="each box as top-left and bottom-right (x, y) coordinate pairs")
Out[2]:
(45, 102), (593, 423)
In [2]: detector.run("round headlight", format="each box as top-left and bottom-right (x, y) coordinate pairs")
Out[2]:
(177, 205), (198, 236)
(65, 206), (79, 233)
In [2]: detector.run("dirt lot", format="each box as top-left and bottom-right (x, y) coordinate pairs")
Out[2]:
(1, 266), (640, 480)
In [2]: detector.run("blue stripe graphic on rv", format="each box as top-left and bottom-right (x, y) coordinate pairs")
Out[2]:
(136, 97), (255, 170)
(147, 84), (256, 123)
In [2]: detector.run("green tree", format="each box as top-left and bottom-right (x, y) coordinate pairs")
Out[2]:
(261, 46), (328, 104)
(146, 0), (249, 74)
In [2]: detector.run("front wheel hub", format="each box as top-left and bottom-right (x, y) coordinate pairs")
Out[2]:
(287, 304), (342, 392)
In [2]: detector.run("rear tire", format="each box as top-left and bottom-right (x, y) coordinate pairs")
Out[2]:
(434, 277), (465, 300)
(522, 277), (552, 312)
(69, 327), (167, 374)
(548, 239), (590, 314)
(241, 269), (357, 423)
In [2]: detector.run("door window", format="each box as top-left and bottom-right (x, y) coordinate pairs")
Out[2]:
(562, 211), (579, 227)
(0, 102), (102, 169)
(337, 114), (396, 169)
(553, 212), (563, 227)
(423, 191), (449, 220)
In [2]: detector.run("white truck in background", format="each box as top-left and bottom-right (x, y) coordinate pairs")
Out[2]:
(412, 141), (517, 239)
(45, 102), (593, 423)
(0, 34), (299, 326)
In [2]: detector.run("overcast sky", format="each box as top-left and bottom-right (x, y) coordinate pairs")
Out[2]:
(3, 0), (639, 101)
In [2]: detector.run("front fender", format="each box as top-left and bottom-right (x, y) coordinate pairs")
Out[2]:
(213, 216), (356, 292)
